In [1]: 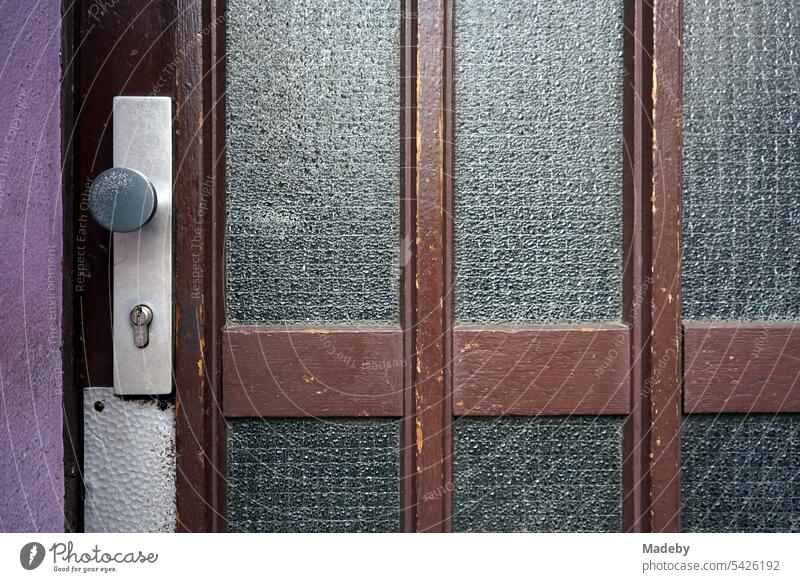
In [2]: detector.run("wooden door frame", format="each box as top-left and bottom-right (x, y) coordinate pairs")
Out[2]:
(67, 0), (688, 533)
(214, 0), (668, 533)
(69, 0), (228, 532)
(171, 0), (228, 533)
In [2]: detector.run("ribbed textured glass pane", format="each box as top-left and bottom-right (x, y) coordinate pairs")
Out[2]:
(683, 0), (800, 320)
(683, 414), (800, 532)
(454, 416), (624, 532)
(226, 0), (400, 324)
(454, 0), (624, 324)
(227, 419), (400, 532)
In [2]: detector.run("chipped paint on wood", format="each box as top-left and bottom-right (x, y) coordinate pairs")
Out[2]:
(459, 342), (479, 352)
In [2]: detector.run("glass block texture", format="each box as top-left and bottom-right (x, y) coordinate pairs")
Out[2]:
(227, 419), (400, 532)
(454, 416), (624, 532)
(682, 414), (800, 532)
(454, 0), (624, 324)
(683, 1), (800, 320)
(226, 0), (400, 323)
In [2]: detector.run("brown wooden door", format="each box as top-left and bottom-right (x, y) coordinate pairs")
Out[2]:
(217, 0), (642, 533)
(71, 0), (660, 533)
(73, 0), (799, 534)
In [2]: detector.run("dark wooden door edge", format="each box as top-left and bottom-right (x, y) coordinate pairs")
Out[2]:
(174, 0), (227, 533)
(621, 0), (654, 533)
(442, 0), (456, 535)
(400, 0), (419, 533)
(62, 0), (82, 533)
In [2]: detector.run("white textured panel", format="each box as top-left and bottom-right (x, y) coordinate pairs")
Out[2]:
(83, 387), (176, 532)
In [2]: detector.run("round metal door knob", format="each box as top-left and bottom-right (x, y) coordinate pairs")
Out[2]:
(88, 167), (157, 233)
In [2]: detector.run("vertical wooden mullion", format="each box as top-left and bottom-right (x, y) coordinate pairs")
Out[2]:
(649, 0), (683, 533)
(204, 0), (228, 533)
(174, 0), (206, 532)
(400, 0), (419, 533)
(411, 0), (453, 533)
(442, 0), (455, 533)
(174, 0), (227, 532)
(622, 0), (654, 533)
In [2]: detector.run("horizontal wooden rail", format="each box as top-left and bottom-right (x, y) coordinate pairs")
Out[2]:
(223, 325), (404, 417)
(453, 324), (631, 415)
(224, 323), (633, 418)
(684, 321), (800, 413)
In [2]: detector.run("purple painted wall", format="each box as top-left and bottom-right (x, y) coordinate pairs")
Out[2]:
(0, 0), (64, 532)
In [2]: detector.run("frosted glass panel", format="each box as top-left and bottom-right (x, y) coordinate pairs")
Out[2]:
(683, 415), (800, 532)
(454, 416), (623, 532)
(683, 0), (800, 320)
(226, 0), (400, 324)
(454, 0), (624, 324)
(228, 419), (400, 532)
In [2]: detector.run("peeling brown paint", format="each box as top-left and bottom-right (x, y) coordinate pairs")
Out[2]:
(456, 342), (477, 355)
(197, 338), (206, 377)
